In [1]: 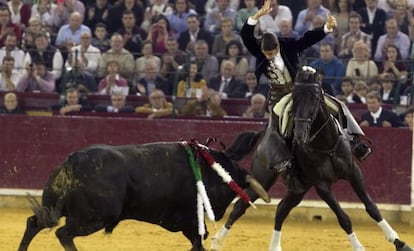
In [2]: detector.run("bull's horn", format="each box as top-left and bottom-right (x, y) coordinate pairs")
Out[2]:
(246, 174), (270, 203)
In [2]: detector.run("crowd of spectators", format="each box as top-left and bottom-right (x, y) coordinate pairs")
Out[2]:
(0, 0), (413, 128)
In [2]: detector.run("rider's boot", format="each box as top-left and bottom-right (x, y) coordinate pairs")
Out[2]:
(350, 134), (372, 161)
(338, 100), (373, 161)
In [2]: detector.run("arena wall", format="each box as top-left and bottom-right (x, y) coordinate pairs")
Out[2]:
(0, 115), (413, 223)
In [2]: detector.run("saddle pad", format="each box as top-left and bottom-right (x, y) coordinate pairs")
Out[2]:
(272, 93), (340, 138)
(273, 93), (293, 138)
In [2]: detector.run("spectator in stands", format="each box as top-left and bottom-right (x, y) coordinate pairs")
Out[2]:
(0, 92), (24, 114)
(176, 61), (207, 97)
(204, 0), (237, 35)
(340, 77), (355, 103)
(84, 0), (112, 33)
(374, 18), (410, 61)
(181, 87), (227, 117)
(167, 0), (197, 35)
(379, 72), (399, 105)
(55, 12), (91, 50)
(16, 60), (55, 93)
(146, 15), (173, 55)
(118, 10), (145, 58)
(402, 106), (414, 130)
(0, 56), (21, 91)
(357, 0), (386, 58)
(346, 40), (378, 82)
(0, 6), (22, 48)
(51, 0), (85, 28)
(0, 33), (26, 75)
(223, 40), (249, 80)
(135, 61), (170, 96)
(239, 71), (269, 99)
(204, 0), (240, 13)
(208, 60), (243, 99)
(98, 60), (129, 95)
(91, 22), (110, 52)
(59, 59), (98, 95)
(211, 17), (242, 63)
(31, 0), (57, 32)
(160, 37), (187, 83)
(66, 31), (101, 77)
(302, 15), (336, 59)
(242, 93), (268, 118)
(94, 91), (134, 113)
(135, 40), (162, 80)
(98, 33), (135, 80)
(257, 0), (292, 34)
(177, 14), (214, 53)
(338, 11), (371, 60)
(378, 44), (408, 81)
(310, 42), (346, 95)
(331, 0), (352, 48)
(22, 16), (51, 52)
(193, 40), (219, 82)
(294, 0), (330, 36)
(236, 0), (258, 32)
(353, 80), (369, 103)
(105, 0), (144, 35)
(7, 0), (31, 30)
(276, 19), (300, 39)
(141, 0), (173, 32)
(52, 87), (92, 115)
(368, 75), (382, 92)
(388, 0), (410, 36)
(360, 90), (404, 127)
(135, 89), (174, 119)
(24, 32), (64, 80)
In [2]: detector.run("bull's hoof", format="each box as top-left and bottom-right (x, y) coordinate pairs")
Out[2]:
(395, 239), (414, 251)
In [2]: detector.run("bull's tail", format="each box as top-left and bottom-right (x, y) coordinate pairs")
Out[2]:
(26, 193), (62, 228)
(225, 130), (264, 161)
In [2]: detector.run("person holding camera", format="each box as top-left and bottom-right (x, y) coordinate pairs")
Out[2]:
(16, 60), (55, 93)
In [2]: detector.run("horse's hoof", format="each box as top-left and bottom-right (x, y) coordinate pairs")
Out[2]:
(211, 237), (223, 251)
(395, 239), (414, 251)
(269, 245), (282, 251)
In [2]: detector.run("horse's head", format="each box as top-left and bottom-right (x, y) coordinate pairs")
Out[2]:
(292, 66), (324, 145)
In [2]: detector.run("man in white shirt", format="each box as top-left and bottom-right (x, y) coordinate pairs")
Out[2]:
(258, 0), (292, 33)
(0, 33), (25, 75)
(65, 31), (101, 77)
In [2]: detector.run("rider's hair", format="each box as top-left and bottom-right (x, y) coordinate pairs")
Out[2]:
(261, 32), (279, 51)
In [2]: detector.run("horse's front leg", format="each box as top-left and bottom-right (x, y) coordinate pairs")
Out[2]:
(211, 157), (279, 251)
(315, 182), (365, 251)
(348, 164), (414, 251)
(269, 183), (309, 251)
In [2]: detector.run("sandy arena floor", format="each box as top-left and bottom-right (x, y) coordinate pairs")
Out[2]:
(2, 207), (413, 251)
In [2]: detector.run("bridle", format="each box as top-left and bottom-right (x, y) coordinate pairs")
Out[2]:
(293, 82), (332, 144)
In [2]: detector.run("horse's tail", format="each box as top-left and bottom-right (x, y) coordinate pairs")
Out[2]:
(226, 130), (264, 161)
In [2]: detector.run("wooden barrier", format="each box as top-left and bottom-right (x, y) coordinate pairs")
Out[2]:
(0, 114), (411, 206)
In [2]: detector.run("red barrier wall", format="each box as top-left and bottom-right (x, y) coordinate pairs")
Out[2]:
(0, 115), (411, 205)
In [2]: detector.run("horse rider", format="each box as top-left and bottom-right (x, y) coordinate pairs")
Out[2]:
(240, 0), (372, 170)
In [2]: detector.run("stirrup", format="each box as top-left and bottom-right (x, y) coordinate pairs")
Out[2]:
(350, 135), (372, 161)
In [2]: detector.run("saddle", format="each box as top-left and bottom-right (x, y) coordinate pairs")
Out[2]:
(272, 93), (343, 138)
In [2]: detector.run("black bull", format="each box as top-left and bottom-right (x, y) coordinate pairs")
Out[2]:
(17, 141), (269, 251)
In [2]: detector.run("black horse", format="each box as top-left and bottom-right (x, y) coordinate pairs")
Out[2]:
(211, 67), (413, 251)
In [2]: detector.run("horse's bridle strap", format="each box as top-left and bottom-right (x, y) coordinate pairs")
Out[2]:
(294, 82), (320, 88)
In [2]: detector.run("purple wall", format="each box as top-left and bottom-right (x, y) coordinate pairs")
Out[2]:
(0, 115), (411, 204)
